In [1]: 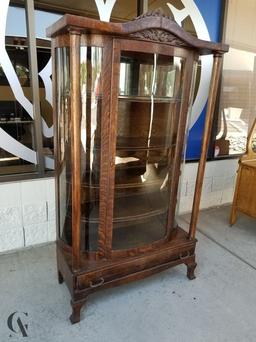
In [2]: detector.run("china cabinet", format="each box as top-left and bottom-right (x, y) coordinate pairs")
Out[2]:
(47, 11), (228, 323)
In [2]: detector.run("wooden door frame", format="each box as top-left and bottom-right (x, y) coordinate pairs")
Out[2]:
(106, 38), (198, 258)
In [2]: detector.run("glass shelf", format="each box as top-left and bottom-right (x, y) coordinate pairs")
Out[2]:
(67, 188), (168, 224)
(82, 144), (175, 152)
(118, 95), (181, 103)
(77, 177), (166, 191)
(112, 212), (167, 250)
(0, 120), (34, 124)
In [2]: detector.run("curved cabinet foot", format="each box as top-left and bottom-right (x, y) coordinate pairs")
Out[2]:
(58, 270), (64, 284)
(186, 262), (197, 280)
(70, 299), (87, 324)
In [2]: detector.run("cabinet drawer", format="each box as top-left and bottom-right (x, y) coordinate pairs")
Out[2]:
(76, 247), (192, 291)
(76, 267), (127, 290)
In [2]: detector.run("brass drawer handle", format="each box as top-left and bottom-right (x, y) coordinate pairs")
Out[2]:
(89, 277), (104, 288)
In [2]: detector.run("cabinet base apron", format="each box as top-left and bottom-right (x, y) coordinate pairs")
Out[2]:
(56, 227), (197, 324)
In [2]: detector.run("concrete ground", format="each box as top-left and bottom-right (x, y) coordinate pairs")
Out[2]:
(0, 205), (256, 342)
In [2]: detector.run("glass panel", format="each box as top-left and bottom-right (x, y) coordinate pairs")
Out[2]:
(56, 47), (72, 245)
(0, 44), (37, 175)
(110, 1), (137, 21)
(35, 9), (62, 170)
(35, 10), (62, 40)
(214, 0), (256, 157)
(215, 48), (256, 156)
(148, 0), (197, 36)
(119, 52), (179, 98)
(37, 46), (54, 167)
(6, 5), (27, 37)
(80, 46), (103, 251)
(112, 51), (184, 250)
(252, 132), (256, 153)
(56, 45), (102, 250)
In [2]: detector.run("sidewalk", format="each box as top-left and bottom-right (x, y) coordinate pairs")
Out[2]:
(0, 205), (256, 342)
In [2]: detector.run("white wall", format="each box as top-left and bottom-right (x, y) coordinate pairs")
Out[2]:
(178, 158), (238, 214)
(0, 158), (238, 253)
(0, 177), (56, 253)
(225, 0), (256, 52)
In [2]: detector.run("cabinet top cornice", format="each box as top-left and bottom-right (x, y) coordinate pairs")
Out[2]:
(47, 10), (228, 55)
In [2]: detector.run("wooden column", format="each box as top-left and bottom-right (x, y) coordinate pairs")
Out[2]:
(166, 55), (195, 237)
(70, 30), (81, 270)
(137, 0), (148, 15)
(189, 53), (223, 240)
(97, 37), (114, 258)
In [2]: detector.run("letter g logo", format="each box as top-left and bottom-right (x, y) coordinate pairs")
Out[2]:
(7, 311), (28, 337)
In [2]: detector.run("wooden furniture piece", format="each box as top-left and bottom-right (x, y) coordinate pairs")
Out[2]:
(47, 11), (228, 324)
(230, 118), (256, 224)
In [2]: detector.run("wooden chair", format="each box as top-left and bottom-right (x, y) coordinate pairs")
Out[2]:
(230, 118), (256, 225)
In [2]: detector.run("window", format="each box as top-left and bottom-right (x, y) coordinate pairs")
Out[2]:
(0, 4), (61, 177)
(0, 6), (37, 175)
(214, 0), (256, 157)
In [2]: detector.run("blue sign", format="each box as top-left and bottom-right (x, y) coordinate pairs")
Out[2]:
(186, 0), (223, 159)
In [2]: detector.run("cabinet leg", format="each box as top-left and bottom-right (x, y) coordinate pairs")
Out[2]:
(58, 270), (64, 284)
(230, 206), (237, 226)
(186, 262), (197, 280)
(70, 298), (87, 324)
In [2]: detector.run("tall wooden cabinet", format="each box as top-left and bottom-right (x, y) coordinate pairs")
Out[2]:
(47, 11), (228, 323)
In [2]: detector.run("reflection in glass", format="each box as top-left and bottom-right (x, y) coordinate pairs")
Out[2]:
(252, 132), (256, 153)
(57, 45), (103, 250)
(56, 47), (71, 244)
(80, 46), (103, 251)
(119, 52), (179, 98)
(37, 47), (54, 165)
(113, 51), (184, 250)
(215, 47), (256, 156)
(0, 45), (36, 175)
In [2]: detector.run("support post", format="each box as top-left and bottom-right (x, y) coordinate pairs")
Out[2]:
(70, 30), (81, 270)
(189, 54), (223, 240)
(25, 0), (45, 175)
(137, 0), (148, 16)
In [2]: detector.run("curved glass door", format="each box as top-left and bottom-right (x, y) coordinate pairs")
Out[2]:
(80, 46), (103, 251)
(56, 47), (72, 245)
(112, 50), (185, 250)
(56, 45), (103, 251)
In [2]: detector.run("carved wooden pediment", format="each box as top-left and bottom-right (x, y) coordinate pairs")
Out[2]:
(130, 28), (189, 47)
(130, 10), (190, 47)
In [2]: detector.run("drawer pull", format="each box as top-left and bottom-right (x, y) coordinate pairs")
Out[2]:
(89, 277), (104, 288)
(179, 252), (189, 260)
